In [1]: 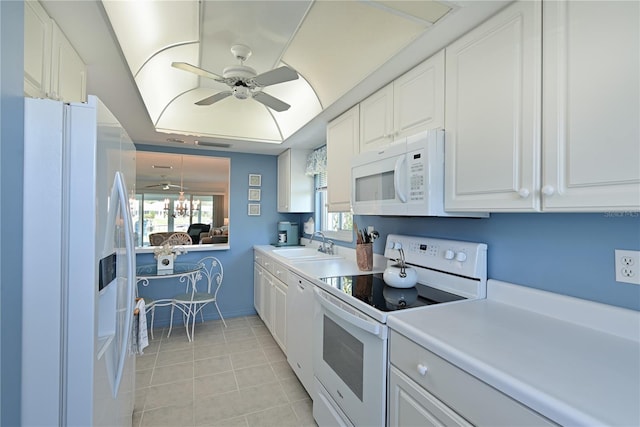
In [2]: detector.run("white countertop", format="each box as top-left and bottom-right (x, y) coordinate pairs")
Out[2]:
(387, 280), (640, 426)
(254, 244), (387, 280)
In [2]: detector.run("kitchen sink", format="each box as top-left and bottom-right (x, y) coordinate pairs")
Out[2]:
(271, 247), (342, 261)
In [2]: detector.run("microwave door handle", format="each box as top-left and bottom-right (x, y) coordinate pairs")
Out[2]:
(394, 156), (407, 203)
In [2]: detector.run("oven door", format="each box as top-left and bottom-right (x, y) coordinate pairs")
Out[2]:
(313, 288), (387, 427)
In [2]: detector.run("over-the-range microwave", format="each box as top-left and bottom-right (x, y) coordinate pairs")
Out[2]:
(351, 129), (488, 217)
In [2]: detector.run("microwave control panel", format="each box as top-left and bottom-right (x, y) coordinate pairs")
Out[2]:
(408, 148), (426, 201)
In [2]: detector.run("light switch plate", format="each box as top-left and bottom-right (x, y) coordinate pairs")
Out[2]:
(615, 249), (640, 285)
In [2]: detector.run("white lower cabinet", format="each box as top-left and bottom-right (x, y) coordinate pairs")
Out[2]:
(272, 277), (287, 352)
(286, 273), (314, 395)
(389, 331), (556, 426)
(389, 366), (471, 427)
(253, 262), (265, 319)
(254, 251), (316, 398)
(253, 253), (287, 353)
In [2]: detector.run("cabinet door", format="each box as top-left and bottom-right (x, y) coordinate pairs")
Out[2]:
(262, 272), (274, 331)
(277, 149), (313, 213)
(253, 263), (264, 318)
(444, 1), (541, 212)
(542, 0), (640, 211)
(389, 366), (471, 427)
(24, 0), (52, 98)
(360, 84), (394, 152)
(273, 279), (287, 352)
(327, 105), (359, 212)
(394, 50), (444, 138)
(51, 22), (86, 103)
(277, 150), (291, 212)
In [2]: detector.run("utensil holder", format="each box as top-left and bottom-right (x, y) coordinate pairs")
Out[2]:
(356, 243), (373, 271)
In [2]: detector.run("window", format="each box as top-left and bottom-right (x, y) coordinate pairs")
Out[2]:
(132, 193), (217, 246)
(315, 171), (353, 242)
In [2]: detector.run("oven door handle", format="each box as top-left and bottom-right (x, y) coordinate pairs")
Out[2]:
(315, 288), (381, 336)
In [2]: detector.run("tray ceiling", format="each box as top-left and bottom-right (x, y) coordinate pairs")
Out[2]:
(102, 0), (452, 145)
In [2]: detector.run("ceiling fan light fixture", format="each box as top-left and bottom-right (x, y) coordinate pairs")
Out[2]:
(232, 86), (251, 100)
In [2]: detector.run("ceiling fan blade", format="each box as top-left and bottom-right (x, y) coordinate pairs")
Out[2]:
(253, 91), (291, 112)
(172, 62), (225, 82)
(195, 91), (233, 106)
(253, 66), (298, 87)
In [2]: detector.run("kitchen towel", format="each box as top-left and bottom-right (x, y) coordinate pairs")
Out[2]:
(135, 298), (149, 354)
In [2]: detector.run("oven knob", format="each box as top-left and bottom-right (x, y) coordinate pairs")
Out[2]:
(444, 250), (455, 260)
(388, 241), (402, 250)
(455, 252), (467, 262)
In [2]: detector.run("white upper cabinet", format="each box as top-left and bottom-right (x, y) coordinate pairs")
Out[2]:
(360, 51), (445, 152)
(277, 149), (314, 213)
(51, 22), (86, 103)
(24, 0), (52, 99)
(24, 1), (87, 103)
(394, 50), (445, 139)
(359, 84), (393, 152)
(444, 1), (541, 212)
(326, 105), (359, 212)
(542, 0), (640, 211)
(445, 0), (639, 213)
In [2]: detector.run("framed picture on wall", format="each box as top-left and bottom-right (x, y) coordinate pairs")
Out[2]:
(248, 174), (262, 187)
(248, 188), (261, 201)
(248, 203), (261, 216)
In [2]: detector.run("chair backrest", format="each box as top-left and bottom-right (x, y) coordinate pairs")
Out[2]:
(164, 232), (192, 245)
(197, 256), (224, 296)
(187, 223), (210, 244)
(149, 232), (170, 246)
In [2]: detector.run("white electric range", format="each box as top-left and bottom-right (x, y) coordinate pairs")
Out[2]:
(312, 234), (488, 427)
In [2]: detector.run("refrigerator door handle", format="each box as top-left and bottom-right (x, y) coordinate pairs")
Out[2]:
(111, 172), (136, 397)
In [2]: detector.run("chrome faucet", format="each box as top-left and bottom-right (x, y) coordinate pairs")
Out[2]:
(309, 231), (335, 255)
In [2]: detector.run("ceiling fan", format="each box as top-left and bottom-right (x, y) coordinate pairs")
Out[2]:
(172, 44), (299, 112)
(144, 175), (187, 191)
(145, 182), (186, 191)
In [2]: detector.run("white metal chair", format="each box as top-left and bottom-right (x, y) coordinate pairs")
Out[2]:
(168, 256), (226, 341)
(135, 280), (173, 340)
(164, 232), (192, 245)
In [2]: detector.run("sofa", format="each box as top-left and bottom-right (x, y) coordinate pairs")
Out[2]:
(200, 225), (229, 244)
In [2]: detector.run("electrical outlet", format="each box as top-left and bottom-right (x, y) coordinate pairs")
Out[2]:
(615, 250), (640, 285)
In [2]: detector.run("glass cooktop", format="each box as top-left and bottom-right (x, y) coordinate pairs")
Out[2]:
(319, 273), (464, 312)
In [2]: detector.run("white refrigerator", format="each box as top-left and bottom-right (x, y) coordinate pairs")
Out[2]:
(22, 96), (137, 426)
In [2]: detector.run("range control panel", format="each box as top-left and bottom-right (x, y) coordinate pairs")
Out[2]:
(384, 234), (487, 280)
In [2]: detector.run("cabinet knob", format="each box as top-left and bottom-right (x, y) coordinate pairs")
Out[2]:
(518, 188), (530, 198)
(541, 185), (556, 196)
(417, 364), (428, 376)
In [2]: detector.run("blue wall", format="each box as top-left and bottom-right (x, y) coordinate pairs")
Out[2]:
(135, 144), (303, 325)
(137, 141), (640, 317)
(349, 213), (640, 311)
(0, 1), (24, 424)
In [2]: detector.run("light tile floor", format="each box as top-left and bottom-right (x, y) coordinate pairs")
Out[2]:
(134, 315), (317, 427)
